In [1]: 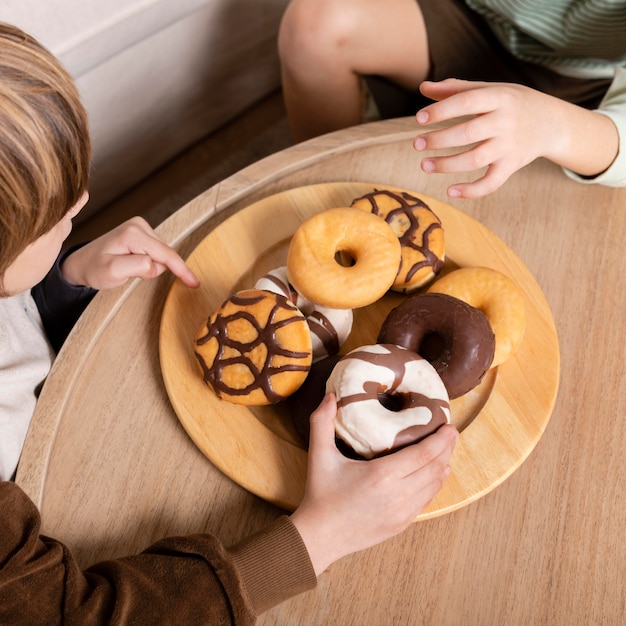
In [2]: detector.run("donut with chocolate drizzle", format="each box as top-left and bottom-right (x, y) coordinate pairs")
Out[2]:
(194, 289), (312, 405)
(326, 344), (450, 459)
(351, 188), (445, 292)
(255, 266), (353, 362)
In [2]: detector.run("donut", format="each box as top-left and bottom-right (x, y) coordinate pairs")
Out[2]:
(286, 354), (342, 447)
(326, 344), (450, 459)
(194, 289), (312, 405)
(350, 188), (445, 292)
(254, 266), (353, 362)
(427, 267), (525, 367)
(377, 292), (495, 399)
(286, 207), (401, 309)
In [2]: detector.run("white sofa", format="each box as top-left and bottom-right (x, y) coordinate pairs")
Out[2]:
(3, 0), (289, 219)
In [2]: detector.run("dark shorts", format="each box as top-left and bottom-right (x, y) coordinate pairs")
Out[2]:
(367, 0), (612, 118)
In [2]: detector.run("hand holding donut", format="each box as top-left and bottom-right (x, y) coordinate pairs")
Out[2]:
(290, 393), (458, 576)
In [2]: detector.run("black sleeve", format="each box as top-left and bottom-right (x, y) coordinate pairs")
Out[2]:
(31, 243), (97, 354)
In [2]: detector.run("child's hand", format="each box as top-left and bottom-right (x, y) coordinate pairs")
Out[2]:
(414, 79), (564, 198)
(290, 393), (458, 575)
(413, 78), (622, 199)
(61, 217), (200, 290)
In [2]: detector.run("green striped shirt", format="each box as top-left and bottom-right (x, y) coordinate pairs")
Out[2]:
(466, 0), (626, 78)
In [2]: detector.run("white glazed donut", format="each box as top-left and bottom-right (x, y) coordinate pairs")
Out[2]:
(255, 266), (353, 362)
(326, 344), (450, 459)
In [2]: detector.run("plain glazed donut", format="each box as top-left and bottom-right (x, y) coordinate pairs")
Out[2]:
(427, 267), (525, 367)
(377, 293), (495, 399)
(286, 207), (401, 309)
(326, 344), (450, 459)
(351, 188), (445, 293)
(194, 289), (312, 405)
(254, 266), (353, 362)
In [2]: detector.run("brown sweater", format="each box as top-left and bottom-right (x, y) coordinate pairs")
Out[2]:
(0, 481), (317, 624)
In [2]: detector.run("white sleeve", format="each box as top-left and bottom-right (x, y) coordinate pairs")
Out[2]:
(563, 67), (626, 188)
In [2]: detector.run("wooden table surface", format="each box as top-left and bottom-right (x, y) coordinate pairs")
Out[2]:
(17, 117), (626, 625)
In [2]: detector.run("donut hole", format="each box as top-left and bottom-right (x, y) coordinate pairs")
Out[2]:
(334, 249), (356, 267)
(377, 391), (407, 412)
(419, 332), (445, 361)
(335, 436), (366, 460)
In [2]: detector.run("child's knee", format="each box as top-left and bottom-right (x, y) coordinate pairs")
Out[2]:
(278, 0), (357, 66)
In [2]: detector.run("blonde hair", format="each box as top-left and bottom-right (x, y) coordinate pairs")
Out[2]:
(0, 23), (91, 290)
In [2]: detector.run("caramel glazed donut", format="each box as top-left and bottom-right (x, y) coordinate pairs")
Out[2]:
(351, 188), (445, 293)
(378, 292), (495, 399)
(194, 289), (312, 406)
(254, 266), (353, 362)
(326, 344), (451, 459)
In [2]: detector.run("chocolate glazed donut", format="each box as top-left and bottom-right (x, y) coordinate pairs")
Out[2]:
(378, 292), (495, 399)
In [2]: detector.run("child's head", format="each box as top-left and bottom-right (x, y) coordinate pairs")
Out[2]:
(0, 22), (91, 296)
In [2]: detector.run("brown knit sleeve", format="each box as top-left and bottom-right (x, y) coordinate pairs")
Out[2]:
(0, 481), (270, 624)
(227, 515), (317, 615)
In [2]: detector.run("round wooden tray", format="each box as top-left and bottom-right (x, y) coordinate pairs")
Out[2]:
(159, 182), (560, 519)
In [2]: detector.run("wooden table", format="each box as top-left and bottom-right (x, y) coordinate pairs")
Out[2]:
(17, 117), (626, 625)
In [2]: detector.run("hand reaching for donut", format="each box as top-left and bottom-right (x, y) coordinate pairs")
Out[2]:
(414, 79), (619, 199)
(61, 216), (200, 290)
(290, 393), (458, 576)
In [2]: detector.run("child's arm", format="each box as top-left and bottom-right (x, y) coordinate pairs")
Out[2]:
(414, 78), (621, 199)
(0, 396), (455, 621)
(60, 216), (199, 290)
(290, 393), (458, 576)
(0, 480), (312, 623)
